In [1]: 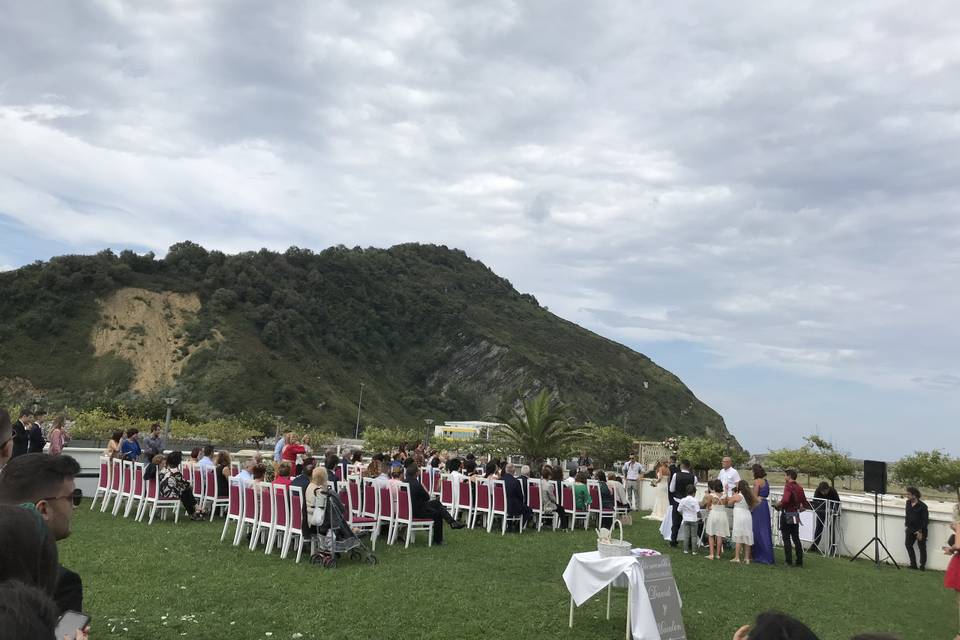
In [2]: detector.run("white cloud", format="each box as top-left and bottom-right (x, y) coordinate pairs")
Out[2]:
(1, 1), (959, 440)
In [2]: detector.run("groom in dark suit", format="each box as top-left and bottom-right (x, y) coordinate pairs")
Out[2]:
(669, 459), (696, 547)
(406, 464), (464, 544)
(503, 463), (533, 531)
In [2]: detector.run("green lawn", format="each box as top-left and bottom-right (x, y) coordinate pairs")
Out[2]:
(60, 504), (954, 640)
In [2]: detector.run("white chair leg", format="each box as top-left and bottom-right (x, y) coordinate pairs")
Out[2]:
(295, 537), (304, 563)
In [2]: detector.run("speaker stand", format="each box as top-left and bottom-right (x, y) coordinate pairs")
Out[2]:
(850, 492), (899, 569)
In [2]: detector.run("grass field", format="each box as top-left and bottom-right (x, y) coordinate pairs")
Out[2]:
(60, 504), (956, 640)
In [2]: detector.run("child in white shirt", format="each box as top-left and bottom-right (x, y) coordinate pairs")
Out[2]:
(677, 484), (701, 554)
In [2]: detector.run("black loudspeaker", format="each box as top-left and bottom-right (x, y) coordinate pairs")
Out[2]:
(863, 460), (887, 494)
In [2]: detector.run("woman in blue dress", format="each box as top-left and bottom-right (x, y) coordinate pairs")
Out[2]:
(751, 464), (775, 564)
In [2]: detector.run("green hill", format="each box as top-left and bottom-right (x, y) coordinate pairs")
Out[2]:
(0, 242), (735, 443)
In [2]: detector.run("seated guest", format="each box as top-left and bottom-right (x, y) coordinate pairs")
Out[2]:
(120, 428), (141, 461)
(574, 471), (592, 512)
(144, 454), (165, 481)
(324, 454), (341, 491)
(350, 450), (364, 476)
(550, 466), (567, 508)
(484, 461), (499, 480)
(198, 445), (215, 467)
(274, 461), (293, 487)
(405, 464), (465, 544)
(596, 470), (616, 528)
(236, 457), (255, 483)
(502, 463), (533, 530)
(0, 580), (77, 640)
(539, 465), (568, 529)
(464, 459), (479, 478)
(291, 459), (315, 493)
(159, 451), (205, 520)
(363, 459), (380, 478)
(390, 452), (404, 471)
(189, 447), (201, 465)
(371, 461), (390, 491)
(606, 473), (630, 510)
(388, 468), (404, 509)
(447, 458), (465, 484)
(215, 451), (232, 498)
(731, 611), (819, 640)
(0, 454), (83, 614)
(0, 505), (59, 595)
(251, 463), (267, 484)
(304, 466), (329, 529)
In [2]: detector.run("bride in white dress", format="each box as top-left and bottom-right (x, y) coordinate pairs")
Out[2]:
(646, 460), (671, 521)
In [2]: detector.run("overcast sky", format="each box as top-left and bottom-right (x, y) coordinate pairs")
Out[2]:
(2, 1), (958, 458)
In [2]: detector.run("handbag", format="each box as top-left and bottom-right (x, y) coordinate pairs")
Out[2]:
(309, 488), (328, 527)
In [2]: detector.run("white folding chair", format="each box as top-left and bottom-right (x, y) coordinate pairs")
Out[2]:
(202, 465), (229, 520)
(453, 477), (472, 523)
(490, 479), (522, 535)
(124, 462), (147, 518)
(234, 481), (260, 546)
(470, 480), (492, 530)
(527, 479), (549, 531)
(146, 472), (182, 525)
(345, 479), (378, 551)
(220, 477), (243, 543)
(250, 482), (275, 551)
(266, 484), (290, 555)
(391, 483), (434, 548)
(377, 485), (396, 544)
(111, 460), (134, 516)
(281, 485), (308, 562)
(102, 458), (122, 512)
(562, 484), (589, 530)
(90, 456), (112, 511)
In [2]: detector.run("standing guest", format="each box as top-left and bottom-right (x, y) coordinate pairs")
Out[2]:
(729, 480), (758, 563)
(273, 431), (290, 463)
(717, 456), (741, 543)
(622, 454), (643, 510)
(773, 469), (811, 568)
(198, 444), (215, 467)
(677, 485), (700, 554)
(120, 429), (141, 461)
(0, 410), (13, 473)
(27, 411), (46, 454)
(668, 455), (679, 478)
(281, 434), (309, 468)
(215, 452), (232, 498)
(159, 451), (205, 520)
(577, 450), (593, 470)
(668, 459), (697, 547)
(103, 431), (123, 459)
(0, 453), (84, 614)
(811, 481), (840, 554)
(661, 455), (680, 540)
(942, 518), (960, 640)
(539, 465), (568, 529)
(405, 463), (465, 544)
(703, 480), (729, 560)
(904, 487), (929, 571)
(11, 410), (30, 458)
(412, 442), (426, 468)
(751, 464), (775, 565)
(142, 423), (164, 461)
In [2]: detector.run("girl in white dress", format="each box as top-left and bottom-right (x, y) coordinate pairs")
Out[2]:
(703, 480), (729, 559)
(728, 480), (759, 563)
(646, 460), (671, 521)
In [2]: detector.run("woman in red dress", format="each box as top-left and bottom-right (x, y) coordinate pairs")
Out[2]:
(945, 515), (960, 640)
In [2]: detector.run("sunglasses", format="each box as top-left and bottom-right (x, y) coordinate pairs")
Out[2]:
(41, 489), (84, 508)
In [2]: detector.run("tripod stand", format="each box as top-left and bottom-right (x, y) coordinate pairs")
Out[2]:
(850, 492), (899, 569)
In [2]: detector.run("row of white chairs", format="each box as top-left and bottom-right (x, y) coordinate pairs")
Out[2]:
(89, 457), (230, 524)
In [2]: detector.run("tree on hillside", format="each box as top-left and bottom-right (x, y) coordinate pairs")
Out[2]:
(678, 437), (748, 480)
(585, 424), (635, 470)
(893, 450), (960, 502)
(768, 436), (857, 487)
(497, 390), (584, 472)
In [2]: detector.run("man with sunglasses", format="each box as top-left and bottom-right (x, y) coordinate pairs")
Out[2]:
(0, 452), (84, 614)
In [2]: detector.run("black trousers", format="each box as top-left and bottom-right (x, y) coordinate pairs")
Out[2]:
(905, 527), (926, 568)
(415, 499), (456, 543)
(781, 514), (803, 566)
(670, 502), (682, 544)
(552, 505), (568, 529)
(180, 489), (197, 514)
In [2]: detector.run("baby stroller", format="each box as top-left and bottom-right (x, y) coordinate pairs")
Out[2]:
(308, 486), (377, 568)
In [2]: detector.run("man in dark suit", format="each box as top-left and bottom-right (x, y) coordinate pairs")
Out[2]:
(0, 409), (13, 472)
(406, 464), (464, 544)
(503, 463), (534, 531)
(11, 409), (31, 458)
(669, 459), (696, 547)
(28, 410), (47, 454)
(0, 453), (84, 614)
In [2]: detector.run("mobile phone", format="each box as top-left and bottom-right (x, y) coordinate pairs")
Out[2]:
(54, 610), (90, 640)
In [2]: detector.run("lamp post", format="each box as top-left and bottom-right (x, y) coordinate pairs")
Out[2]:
(354, 382), (365, 439)
(423, 418), (434, 448)
(163, 397), (177, 444)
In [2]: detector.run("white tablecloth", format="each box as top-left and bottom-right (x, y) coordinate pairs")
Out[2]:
(562, 551), (661, 640)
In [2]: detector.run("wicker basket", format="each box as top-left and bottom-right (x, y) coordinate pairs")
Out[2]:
(597, 519), (632, 557)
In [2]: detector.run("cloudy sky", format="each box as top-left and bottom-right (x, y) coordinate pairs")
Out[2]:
(2, 1), (959, 458)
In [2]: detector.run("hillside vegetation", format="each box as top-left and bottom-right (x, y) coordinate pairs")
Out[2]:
(0, 242), (734, 442)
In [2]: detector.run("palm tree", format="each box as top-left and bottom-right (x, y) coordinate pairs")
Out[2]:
(497, 390), (583, 471)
